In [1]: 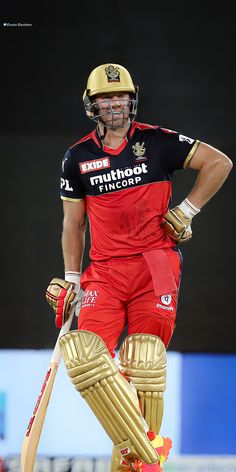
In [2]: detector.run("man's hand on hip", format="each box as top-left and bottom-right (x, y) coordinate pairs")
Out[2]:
(162, 198), (201, 244)
(162, 207), (192, 243)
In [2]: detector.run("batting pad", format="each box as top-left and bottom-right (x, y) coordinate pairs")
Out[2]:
(59, 330), (159, 466)
(119, 334), (167, 434)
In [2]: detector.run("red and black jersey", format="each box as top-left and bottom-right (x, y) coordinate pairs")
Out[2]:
(60, 121), (200, 261)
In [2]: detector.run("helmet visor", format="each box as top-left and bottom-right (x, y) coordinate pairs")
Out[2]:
(85, 95), (138, 129)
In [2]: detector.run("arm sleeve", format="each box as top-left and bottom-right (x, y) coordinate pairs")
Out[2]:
(158, 127), (201, 173)
(60, 149), (85, 201)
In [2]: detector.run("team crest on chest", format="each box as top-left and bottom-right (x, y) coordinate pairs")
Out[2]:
(132, 141), (147, 161)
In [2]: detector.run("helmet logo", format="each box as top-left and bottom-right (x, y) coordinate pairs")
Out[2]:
(132, 142), (147, 161)
(105, 65), (120, 82)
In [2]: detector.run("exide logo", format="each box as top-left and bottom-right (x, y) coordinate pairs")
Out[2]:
(80, 157), (110, 174)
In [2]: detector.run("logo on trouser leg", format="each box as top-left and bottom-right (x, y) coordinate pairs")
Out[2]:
(156, 294), (174, 311)
(81, 290), (99, 307)
(161, 294), (172, 305)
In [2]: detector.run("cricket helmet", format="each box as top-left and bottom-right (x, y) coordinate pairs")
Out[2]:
(83, 63), (139, 127)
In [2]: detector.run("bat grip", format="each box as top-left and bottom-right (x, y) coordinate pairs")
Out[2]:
(50, 308), (75, 364)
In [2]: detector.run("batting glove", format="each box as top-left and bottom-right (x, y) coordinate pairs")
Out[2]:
(46, 272), (81, 328)
(162, 198), (200, 243)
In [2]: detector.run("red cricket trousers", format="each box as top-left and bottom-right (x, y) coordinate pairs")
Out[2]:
(78, 249), (182, 356)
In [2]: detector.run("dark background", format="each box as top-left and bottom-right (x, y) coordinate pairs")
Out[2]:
(1, 4), (235, 351)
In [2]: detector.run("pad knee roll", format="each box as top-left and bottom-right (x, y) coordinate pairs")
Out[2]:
(59, 330), (159, 466)
(119, 334), (167, 434)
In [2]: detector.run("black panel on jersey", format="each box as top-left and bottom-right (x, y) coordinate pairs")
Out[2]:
(60, 122), (198, 200)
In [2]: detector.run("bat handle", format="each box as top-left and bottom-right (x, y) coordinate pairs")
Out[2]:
(50, 308), (75, 364)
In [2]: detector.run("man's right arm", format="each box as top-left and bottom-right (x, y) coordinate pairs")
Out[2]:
(62, 199), (87, 273)
(46, 199), (87, 328)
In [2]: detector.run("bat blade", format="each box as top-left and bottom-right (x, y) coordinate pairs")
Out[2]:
(21, 362), (59, 472)
(21, 312), (74, 472)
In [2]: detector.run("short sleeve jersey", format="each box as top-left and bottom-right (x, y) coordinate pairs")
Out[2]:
(60, 121), (200, 261)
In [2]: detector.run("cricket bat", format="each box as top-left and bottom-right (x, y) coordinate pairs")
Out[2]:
(21, 312), (74, 472)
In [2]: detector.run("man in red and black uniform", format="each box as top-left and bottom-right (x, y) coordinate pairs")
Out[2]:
(46, 63), (232, 472)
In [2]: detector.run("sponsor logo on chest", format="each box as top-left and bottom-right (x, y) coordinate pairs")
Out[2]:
(89, 162), (148, 193)
(80, 157), (111, 174)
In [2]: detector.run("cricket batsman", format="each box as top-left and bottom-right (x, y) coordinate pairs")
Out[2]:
(46, 63), (232, 471)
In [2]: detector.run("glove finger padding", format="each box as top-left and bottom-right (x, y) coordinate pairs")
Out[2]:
(45, 278), (76, 328)
(162, 207), (192, 243)
(178, 226), (192, 243)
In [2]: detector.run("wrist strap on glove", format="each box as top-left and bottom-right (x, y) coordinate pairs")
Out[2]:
(178, 198), (200, 219)
(65, 271), (81, 286)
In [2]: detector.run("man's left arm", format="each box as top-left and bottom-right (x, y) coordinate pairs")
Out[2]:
(185, 142), (233, 208)
(162, 142), (233, 242)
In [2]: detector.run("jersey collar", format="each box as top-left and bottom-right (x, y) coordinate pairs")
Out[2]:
(93, 121), (138, 151)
